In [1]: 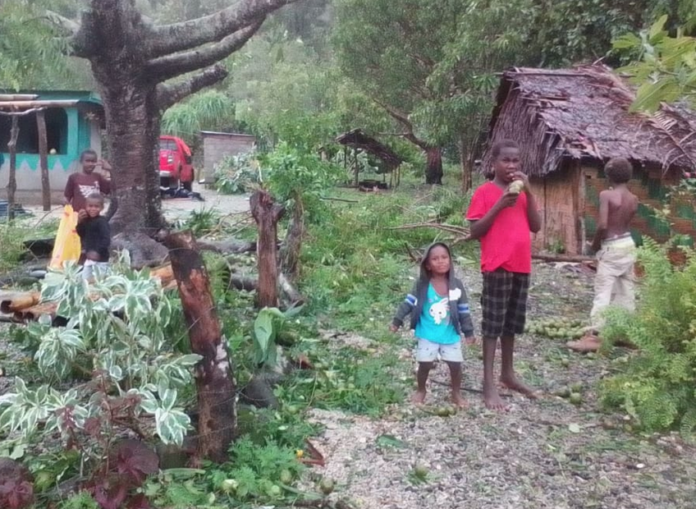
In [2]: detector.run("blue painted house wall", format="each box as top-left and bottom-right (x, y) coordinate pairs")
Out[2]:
(0, 90), (104, 201)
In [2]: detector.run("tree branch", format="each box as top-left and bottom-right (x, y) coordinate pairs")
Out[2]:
(156, 65), (229, 111)
(146, 19), (263, 82)
(374, 99), (430, 150)
(147, 0), (298, 59)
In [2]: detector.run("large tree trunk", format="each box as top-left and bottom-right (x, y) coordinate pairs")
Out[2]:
(164, 231), (235, 463)
(250, 189), (284, 308)
(95, 80), (165, 236)
(424, 146), (443, 185)
(6, 117), (18, 222)
(37, 110), (51, 211)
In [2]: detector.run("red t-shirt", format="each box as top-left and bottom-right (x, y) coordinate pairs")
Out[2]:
(64, 172), (110, 212)
(466, 182), (533, 274)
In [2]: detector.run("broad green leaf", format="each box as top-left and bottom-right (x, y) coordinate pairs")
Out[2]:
(649, 15), (669, 42)
(631, 77), (681, 113)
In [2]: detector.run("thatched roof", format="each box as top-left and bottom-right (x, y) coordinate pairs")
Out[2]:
(336, 129), (403, 170)
(483, 64), (696, 176)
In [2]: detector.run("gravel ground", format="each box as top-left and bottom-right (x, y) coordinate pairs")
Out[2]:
(303, 263), (696, 509)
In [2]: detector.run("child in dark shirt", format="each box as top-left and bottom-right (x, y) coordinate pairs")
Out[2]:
(76, 193), (110, 281)
(64, 149), (111, 212)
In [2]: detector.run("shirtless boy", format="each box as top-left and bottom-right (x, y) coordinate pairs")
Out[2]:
(568, 157), (638, 352)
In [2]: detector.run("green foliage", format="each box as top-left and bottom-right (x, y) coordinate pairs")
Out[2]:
(251, 306), (303, 368)
(615, 15), (696, 112)
(600, 239), (696, 433)
(175, 207), (222, 236)
(0, 253), (200, 447)
(213, 151), (261, 194)
(301, 189), (476, 332)
(220, 437), (305, 500)
(0, 223), (27, 273)
(161, 90), (237, 145)
(59, 492), (100, 509)
(0, 0), (92, 89)
(263, 143), (343, 218)
(283, 346), (406, 415)
(333, 0), (535, 169)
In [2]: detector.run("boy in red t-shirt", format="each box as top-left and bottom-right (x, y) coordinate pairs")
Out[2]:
(466, 139), (542, 410)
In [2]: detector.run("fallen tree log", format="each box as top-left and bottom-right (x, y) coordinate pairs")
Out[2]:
(0, 291), (41, 314)
(279, 273), (305, 307)
(532, 253), (595, 264)
(22, 237), (55, 258)
(111, 232), (170, 269)
(198, 239), (257, 254)
(228, 275), (257, 292)
(164, 230), (236, 463)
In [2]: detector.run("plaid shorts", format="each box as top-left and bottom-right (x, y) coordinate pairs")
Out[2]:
(481, 270), (530, 338)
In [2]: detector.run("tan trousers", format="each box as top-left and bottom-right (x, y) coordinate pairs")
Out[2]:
(590, 236), (636, 329)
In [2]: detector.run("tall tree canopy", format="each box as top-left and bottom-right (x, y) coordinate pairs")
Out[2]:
(333, 0), (535, 186)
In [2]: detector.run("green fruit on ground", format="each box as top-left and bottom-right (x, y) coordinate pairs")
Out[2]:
(560, 358), (570, 367)
(280, 470), (293, 484)
(436, 406), (451, 417)
(569, 393), (582, 405)
(268, 485), (282, 498)
(414, 462), (429, 478)
(570, 382), (583, 393)
(556, 387), (571, 398)
(319, 478), (335, 495)
(34, 472), (54, 491)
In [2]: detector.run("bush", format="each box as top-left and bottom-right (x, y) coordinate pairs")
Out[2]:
(0, 223), (28, 273)
(213, 151), (261, 194)
(600, 239), (696, 433)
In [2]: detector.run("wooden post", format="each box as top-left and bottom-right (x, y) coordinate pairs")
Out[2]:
(163, 231), (236, 463)
(36, 110), (51, 211)
(36, 110), (51, 212)
(7, 116), (19, 222)
(460, 135), (473, 194)
(280, 192), (304, 281)
(250, 189), (284, 308)
(353, 150), (359, 188)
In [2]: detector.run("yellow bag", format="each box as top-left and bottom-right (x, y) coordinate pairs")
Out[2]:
(49, 205), (81, 269)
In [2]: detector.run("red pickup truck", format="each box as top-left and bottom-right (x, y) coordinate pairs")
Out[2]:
(159, 135), (194, 191)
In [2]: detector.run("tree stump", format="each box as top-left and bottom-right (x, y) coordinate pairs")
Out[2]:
(164, 230), (235, 463)
(250, 190), (284, 308)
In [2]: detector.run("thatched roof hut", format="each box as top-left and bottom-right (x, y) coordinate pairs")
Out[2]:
(484, 65), (696, 254)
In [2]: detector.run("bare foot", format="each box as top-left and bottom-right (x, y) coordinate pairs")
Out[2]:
(451, 392), (468, 409)
(483, 385), (507, 410)
(500, 375), (538, 399)
(411, 390), (426, 405)
(567, 334), (601, 353)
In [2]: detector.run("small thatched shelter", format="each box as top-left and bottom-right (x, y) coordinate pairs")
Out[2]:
(484, 65), (696, 254)
(336, 129), (404, 188)
(336, 128), (403, 170)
